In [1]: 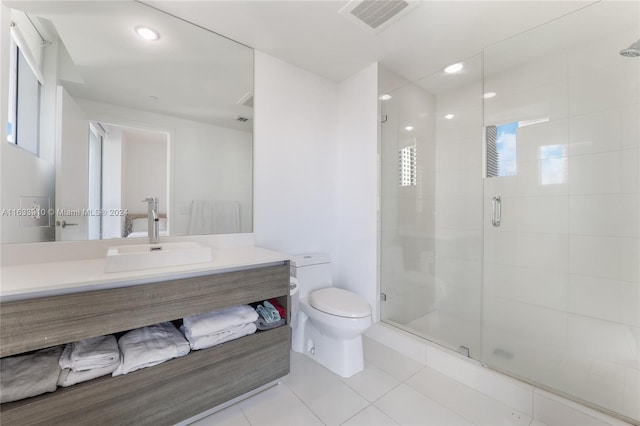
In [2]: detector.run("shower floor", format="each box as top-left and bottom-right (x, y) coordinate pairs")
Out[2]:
(385, 310), (640, 423)
(386, 310), (482, 359)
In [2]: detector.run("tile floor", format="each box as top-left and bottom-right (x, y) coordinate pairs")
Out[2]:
(189, 337), (540, 426)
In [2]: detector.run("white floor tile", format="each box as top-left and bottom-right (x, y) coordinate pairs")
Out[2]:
(340, 361), (402, 403)
(188, 404), (250, 426)
(341, 405), (399, 426)
(284, 355), (370, 425)
(405, 367), (531, 426)
(283, 355), (346, 401)
(299, 381), (370, 426)
(529, 420), (549, 426)
(238, 383), (323, 426)
(374, 384), (474, 426)
(533, 391), (610, 426)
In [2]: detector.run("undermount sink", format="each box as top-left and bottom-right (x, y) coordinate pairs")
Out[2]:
(105, 242), (212, 273)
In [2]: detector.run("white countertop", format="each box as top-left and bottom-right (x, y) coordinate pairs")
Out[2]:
(0, 246), (290, 302)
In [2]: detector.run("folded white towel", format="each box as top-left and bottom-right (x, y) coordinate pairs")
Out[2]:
(182, 305), (258, 338)
(181, 323), (257, 350)
(59, 335), (120, 372)
(112, 322), (190, 376)
(0, 346), (63, 403)
(57, 359), (119, 387)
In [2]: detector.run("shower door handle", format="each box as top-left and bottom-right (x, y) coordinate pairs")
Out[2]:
(491, 195), (501, 227)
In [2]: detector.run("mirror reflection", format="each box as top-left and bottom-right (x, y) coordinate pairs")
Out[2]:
(1, 1), (254, 244)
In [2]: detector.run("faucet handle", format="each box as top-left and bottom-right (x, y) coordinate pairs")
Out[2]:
(142, 197), (158, 203)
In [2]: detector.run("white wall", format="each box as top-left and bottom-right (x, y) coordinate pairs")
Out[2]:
(102, 127), (123, 239)
(253, 52), (338, 256)
(121, 129), (168, 214)
(1, 4), (56, 244)
(254, 51), (379, 317)
(55, 88), (90, 241)
(334, 63), (379, 318)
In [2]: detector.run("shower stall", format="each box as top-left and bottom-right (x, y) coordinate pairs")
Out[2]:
(378, 1), (639, 423)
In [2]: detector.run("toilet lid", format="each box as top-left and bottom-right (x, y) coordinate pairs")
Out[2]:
(309, 288), (371, 318)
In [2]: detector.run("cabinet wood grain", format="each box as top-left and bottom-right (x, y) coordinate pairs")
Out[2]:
(0, 261), (291, 424)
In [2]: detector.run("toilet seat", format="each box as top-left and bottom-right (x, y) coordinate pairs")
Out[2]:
(309, 288), (371, 318)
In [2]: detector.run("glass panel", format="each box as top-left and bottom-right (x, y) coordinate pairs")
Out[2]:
(379, 54), (483, 358)
(482, 1), (639, 422)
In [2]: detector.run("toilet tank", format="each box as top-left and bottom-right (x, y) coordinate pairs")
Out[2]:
(290, 254), (332, 298)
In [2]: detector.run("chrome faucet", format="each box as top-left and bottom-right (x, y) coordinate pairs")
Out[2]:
(142, 197), (160, 244)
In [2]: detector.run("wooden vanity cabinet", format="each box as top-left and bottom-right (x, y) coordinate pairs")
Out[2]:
(0, 262), (291, 425)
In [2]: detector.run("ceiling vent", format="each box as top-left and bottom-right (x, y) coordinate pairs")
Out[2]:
(237, 92), (254, 108)
(340, 0), (420, 33)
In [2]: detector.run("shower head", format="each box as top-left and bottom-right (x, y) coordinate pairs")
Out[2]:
(620, 39), (640, 57)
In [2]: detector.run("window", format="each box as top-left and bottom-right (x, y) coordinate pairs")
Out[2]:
(7, 44), (41, 156)
(398, 145), (416, 187)
(486, 121), (518, 178)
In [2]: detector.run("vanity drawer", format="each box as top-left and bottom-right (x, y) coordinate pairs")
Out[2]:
(0, 326), (290, 425)
(0, 263), (289, 357)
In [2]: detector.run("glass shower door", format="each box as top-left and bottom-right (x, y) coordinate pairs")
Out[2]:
(379, 56), (484, 359)
(481, 1), (639, 422)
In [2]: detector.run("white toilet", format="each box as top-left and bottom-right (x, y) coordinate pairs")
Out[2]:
(290, 254), (372, 378)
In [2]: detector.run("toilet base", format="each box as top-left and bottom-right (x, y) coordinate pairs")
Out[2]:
(292, 311), (365, 378)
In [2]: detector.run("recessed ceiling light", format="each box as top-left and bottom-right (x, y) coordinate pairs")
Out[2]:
(444, 63), (463, 74)
(405, 126), (414, 131)
(445, 114), (455, 120)
(379, 94), (392, 101)
(135, 26), (160, 41)
(483, 92), (497, 99)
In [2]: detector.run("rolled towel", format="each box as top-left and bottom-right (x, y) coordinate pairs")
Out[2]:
(0, 346), (63, 403)
(256, 304), (275, 323)
(267, 298), (286, 318)
(263, 300), (282, 321)
(57, 360), (119, 387)
(59, 335), (119, 372)
(256, 302), (280, 324)
(183, 305), (258, 337)
(181, 323), (257, 350)
(255, 317), (286, 331)
(113, 322), (190, 376)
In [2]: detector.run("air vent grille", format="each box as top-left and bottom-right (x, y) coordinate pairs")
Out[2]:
(235, 115), (249, 122)
(351, 0), (408, 29)
(341, 0), (418, 33)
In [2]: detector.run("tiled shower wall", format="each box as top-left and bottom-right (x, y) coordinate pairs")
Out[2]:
(432, 56), (484, 356)
(482, 17), (639, 422)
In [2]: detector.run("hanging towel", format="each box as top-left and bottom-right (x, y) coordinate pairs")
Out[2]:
(57, 361), (119, 387)
(188, 200), (240, 235)
(180, 322), (257, 350)
(113, 322), (190, 376)
(0, 346), (63, 403)
(255, 317), (286, 331)
(182, 305), (258, 338)
(59, 335), (120, 372)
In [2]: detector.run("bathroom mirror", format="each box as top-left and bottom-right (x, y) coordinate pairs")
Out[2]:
(1, 1), (253, 244)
